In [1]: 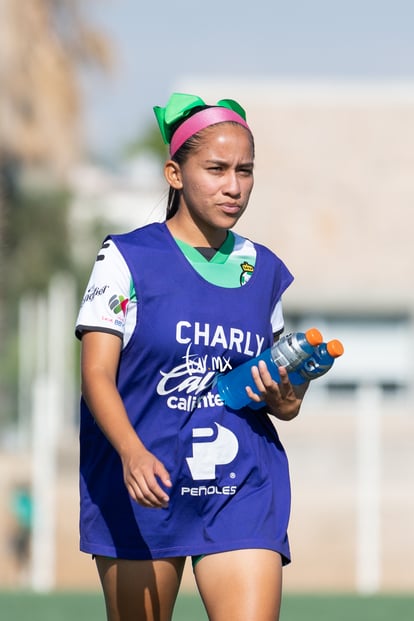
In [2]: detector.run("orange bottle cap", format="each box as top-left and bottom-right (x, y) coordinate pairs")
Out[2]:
(305, 328), (323, 346)
(327, 339), (344, 358)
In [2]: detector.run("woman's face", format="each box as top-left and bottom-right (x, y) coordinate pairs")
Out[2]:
(176, 123), (254, 237)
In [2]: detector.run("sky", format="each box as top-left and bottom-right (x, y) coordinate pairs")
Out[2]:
(82, 0), (414, 156)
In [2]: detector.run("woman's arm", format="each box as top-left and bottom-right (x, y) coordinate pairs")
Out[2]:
(81, 331), (172, 507)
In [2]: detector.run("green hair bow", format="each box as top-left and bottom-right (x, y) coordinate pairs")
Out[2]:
(153, 92), (247, 144)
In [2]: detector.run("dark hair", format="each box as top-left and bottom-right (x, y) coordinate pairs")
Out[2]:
(166, 113), (255, 220)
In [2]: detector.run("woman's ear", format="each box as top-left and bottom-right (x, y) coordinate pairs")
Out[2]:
(164, 160), (183, 189)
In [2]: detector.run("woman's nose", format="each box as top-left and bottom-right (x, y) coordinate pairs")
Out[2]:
(223, 172), (241, 197)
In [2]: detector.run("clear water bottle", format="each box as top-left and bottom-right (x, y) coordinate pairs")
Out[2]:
(216, 328), (323, 410)
(288, 339), (344, 385)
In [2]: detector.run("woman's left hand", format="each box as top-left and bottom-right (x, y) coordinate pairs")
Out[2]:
(245, 360), (308, 420)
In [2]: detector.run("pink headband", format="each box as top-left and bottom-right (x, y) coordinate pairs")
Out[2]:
(169, 107), (251, 157)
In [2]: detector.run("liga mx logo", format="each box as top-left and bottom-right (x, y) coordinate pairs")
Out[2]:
(186, 423), (238, 480)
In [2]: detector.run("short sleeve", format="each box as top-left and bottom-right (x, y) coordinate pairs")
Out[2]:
(271, 299), (285, 336)
(75, 239), (132, 341)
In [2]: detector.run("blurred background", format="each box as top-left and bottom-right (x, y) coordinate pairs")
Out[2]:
(0, 0), (413, 596)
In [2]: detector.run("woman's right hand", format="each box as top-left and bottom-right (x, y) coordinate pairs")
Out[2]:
(120, 444), (172, 508)
(81, 331), (172, 509)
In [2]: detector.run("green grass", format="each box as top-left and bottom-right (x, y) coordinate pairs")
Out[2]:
(1, 591), (414, 620)
(280, 594), (414, 621)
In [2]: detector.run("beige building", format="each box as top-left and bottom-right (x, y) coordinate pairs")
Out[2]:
(1, 80), (413, 593)
(175, 78), (414, 395)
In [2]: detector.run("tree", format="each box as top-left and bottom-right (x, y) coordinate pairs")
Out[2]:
(0, 0), (110, 169)
(0, 0), (111, 424)
(124, 123), (168, 162)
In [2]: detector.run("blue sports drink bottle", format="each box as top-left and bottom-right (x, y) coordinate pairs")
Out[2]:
(216, 328), (323, 410)
(288, 339), (344, 385)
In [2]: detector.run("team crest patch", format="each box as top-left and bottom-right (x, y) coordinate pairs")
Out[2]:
(240, 261), (254, 285)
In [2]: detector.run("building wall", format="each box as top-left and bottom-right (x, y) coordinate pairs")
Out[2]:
(172, 79), (414, 398)
(176, 79), (414, 312)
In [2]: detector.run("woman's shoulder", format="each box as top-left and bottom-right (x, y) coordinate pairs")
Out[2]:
(231, 231), (256, 258)
(109, 221), (165, 243)
(232, 231), (284, 265)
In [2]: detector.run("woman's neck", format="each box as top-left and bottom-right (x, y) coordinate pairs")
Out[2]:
(166, 216), (227, 249)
